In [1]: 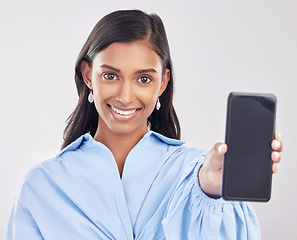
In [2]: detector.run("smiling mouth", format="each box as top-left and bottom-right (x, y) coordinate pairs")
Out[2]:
(108, 104), (140, 116)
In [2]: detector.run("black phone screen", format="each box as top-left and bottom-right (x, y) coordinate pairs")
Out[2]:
(222, 92), (276, 202)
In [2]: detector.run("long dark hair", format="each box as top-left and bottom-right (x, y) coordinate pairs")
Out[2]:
(61, 9), (180, 149)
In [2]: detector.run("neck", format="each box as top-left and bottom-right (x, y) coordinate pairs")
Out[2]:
(95, 128), (148, 153)
(93, 119), (148, 177)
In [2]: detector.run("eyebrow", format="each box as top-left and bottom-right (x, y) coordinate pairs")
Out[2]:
(100, 64), (120, 72)
(135, 68), (157, 74)
(100, 64), (157, 74)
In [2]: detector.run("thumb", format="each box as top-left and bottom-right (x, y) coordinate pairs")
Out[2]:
(204, 142), (228, 171)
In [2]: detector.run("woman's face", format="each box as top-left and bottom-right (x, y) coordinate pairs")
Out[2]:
(81, 41), (169, 136)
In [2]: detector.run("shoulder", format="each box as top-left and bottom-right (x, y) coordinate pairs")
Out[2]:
(151, 131), (206, 154)
(148, 131), (207, 170)
(17, 133), (101, 205)
(25, 133), (94, 176)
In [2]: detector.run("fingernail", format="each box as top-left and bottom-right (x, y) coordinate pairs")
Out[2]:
(274, 163), (279, 172)
(273, 151), (280, 159)
(217, 144), (223, 153)
(273, 140), (281, 149)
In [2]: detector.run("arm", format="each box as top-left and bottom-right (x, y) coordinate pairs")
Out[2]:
(198, 131), (283, 196)
(162, 150), (261, 239)
(6, 199), (43, 240)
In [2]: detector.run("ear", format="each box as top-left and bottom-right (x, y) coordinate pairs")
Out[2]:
(159, 69), (170, 97)
(80, 60), (93, 90)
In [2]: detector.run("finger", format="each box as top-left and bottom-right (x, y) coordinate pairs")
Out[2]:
(272, 163), (279, 173)
(271, 151), (281, 163)
(274, 131), (281, 140)
(206, 143), (227, 170)
(271, 139), (283, 152)
(216, 142), (228, 155)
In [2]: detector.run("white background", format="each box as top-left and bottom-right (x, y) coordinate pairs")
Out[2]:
(1, 0), (296, 239)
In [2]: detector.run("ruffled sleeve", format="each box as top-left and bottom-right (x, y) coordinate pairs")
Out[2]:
(161, 153), (261, 240)
(6, 199), (43, 240)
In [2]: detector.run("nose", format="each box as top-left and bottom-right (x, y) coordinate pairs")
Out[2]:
(116, 80), (135, 105)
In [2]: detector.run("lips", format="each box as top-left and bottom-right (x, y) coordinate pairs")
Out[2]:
(108, 104), (141, 121)
(109, 105), (138, 116)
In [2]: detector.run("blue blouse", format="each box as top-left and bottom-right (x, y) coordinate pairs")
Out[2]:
(7, 131), (260, 239)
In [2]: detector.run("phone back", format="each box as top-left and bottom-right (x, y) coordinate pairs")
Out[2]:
(222, 92), (277, 202)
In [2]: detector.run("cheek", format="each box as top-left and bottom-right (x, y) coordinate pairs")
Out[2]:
(93, 83), (117, 102)
(91, 83), (116, 116)
(137, 86), (159, 106)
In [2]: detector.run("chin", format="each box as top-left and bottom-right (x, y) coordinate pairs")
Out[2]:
(107, 122), (147, 136)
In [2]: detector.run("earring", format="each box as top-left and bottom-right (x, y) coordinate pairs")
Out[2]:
(156, 98), (161, 110)
(88, 91), (94, 103)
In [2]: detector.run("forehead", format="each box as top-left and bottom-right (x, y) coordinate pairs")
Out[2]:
(92, 41), (163, 72)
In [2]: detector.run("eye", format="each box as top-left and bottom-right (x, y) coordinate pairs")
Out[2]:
(103, 73), (118, 80)
(137, 76), (152, 84)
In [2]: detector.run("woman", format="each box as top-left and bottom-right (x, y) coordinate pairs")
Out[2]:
(7, 10), (282, 239)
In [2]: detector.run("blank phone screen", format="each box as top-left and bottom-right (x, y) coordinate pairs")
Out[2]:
(222, 93), (276, 202)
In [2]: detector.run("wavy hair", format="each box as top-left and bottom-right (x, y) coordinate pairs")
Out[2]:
(61, 9), (180, 149)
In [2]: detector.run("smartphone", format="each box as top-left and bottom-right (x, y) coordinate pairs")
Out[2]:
(222, 92), (277, 202)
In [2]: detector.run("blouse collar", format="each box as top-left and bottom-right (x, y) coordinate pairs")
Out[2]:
(57, 131), (185, 157)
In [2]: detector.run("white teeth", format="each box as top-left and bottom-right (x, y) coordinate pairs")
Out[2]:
(110, 105), (137, 116)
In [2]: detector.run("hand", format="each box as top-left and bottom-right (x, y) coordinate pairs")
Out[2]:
(198, 142), (227, 197)
(271, 131), (282, 173)
(198, 131), (283, 197)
